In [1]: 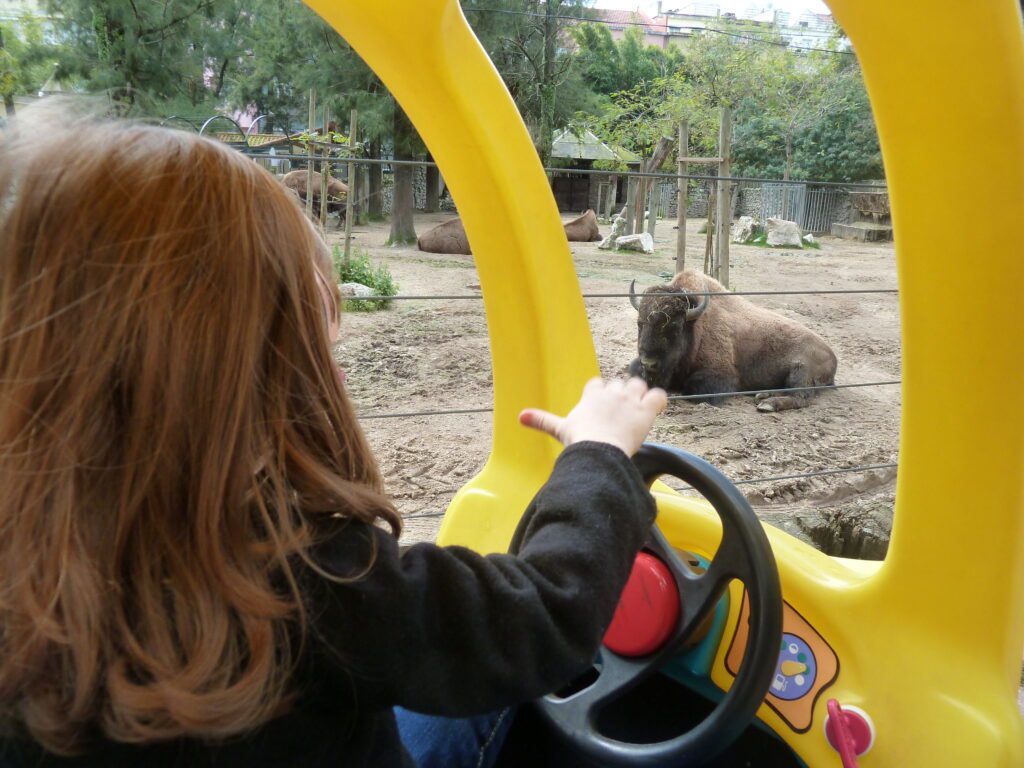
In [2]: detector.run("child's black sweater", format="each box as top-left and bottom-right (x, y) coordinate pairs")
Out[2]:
(2, 441), (656, 766)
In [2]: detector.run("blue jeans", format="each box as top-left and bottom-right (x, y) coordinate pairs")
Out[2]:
(394, 705), (517, 768)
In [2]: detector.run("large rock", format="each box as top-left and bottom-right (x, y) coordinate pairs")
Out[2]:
(598, 215), (628, 250)
(564, 209), (602, 242)
(731, 215), (757, 244)
(340, 282), (373, 298)
(765, 218), (803, 247)
(615, 232), (655, 254)
(418, 217), (472, 255)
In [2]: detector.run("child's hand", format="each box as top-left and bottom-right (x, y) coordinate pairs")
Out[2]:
(519, 377), (668, 457)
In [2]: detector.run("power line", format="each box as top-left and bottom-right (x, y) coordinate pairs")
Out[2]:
(462, 6), (855, 56)
(242, 151), (888, 190)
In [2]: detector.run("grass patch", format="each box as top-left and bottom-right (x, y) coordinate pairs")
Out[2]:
(332, 246), (399, 311)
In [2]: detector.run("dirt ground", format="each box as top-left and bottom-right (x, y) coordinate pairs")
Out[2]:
(325, 212), (900, 554)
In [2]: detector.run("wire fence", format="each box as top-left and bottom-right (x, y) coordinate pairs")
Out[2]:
(346, 281), (899, 507)
(233, 144), (898, 520)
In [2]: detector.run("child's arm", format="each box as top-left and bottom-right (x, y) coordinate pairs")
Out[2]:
(301, 379), (666, 717)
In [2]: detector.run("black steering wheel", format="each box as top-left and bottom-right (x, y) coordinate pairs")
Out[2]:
(535, 442), (783, 767)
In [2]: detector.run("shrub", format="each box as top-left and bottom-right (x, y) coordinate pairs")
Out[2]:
(331, 246), (399, 311)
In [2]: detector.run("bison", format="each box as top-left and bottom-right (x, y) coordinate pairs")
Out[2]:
(417, 211), (603, 255)
(563, 209), (603, 242)
(627, 270), (838, 411)
(418, 216), (472, 255)
(281, 170), (349, 219)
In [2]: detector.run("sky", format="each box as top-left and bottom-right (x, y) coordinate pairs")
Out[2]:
(590, 0), (832, 16)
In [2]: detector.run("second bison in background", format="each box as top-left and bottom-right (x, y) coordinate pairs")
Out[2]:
(417, 210), (602, 255)
(628, 271), (838, 412)
(281, 170), (348, 216)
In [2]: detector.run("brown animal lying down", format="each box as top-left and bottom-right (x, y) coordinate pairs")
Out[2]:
(563, 209), (602, 242)
(628, 270), (838, 412)
(417, 209), (602, 255)
(280, 170), (348, 212)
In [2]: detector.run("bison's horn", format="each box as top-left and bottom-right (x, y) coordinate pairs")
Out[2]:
(685, 282), (711, 322)
(628, 280), (642, 311)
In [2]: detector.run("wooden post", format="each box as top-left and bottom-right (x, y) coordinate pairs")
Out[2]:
(715, 107), (732, 287)
(633, 175), (646, 235)
(319, 106), (330, 236)
(675, 120), (689, 274)
(305, 89), (316, 220)
(359, 165), (370, 225)
(625, 176), (638, 233)
(646, 183), (657, 237)
(704, 189), (716, 275)
(343, 109), (357, 270)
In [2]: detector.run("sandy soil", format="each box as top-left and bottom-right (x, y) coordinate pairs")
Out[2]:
(324, 212), (900, 554)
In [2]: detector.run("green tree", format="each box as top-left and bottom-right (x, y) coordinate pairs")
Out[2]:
(1, 17), (51, 118)
(573, 24), (684, 96)
(34, 0), (226, 113)
(464, 0), (597, 165)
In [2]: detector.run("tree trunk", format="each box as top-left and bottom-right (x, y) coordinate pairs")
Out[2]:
(538, 1), (557, 166)
(388, 102), (417, 244)
(368, 139), (383, 219)
(424, 154), (439, 213)
(784, 133), (794, 181)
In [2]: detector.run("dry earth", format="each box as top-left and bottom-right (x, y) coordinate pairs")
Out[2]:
(325, 212), (900, 555)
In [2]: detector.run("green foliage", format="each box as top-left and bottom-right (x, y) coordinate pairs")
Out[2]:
(332, 247), (398, 311)
(1, 16), (54, 108)
(24, 0), (241, 113)
(581, 20), (881, 182)
(572, 24), (683, 97)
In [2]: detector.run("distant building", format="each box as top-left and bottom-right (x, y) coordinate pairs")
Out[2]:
(591, 8), (665, 47)
(589, 3), (845, 52)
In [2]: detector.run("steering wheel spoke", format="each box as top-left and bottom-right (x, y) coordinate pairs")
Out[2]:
(536, 443), (783, 767)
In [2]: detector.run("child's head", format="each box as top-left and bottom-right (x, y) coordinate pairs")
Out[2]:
(0, 116), (396, 752)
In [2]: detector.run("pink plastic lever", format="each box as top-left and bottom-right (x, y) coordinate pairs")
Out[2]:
(825, 699), (874, 767)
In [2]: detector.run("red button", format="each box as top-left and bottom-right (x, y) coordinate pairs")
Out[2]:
(604, 552), (681, 657)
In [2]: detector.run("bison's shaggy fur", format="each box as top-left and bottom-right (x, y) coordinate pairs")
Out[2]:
(628, 271), (838, 411)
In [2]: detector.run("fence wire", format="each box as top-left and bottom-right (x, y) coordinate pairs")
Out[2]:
(344, 289), (898, 302)
(356, 380), (900, 420)
(402, 462), (899, 521)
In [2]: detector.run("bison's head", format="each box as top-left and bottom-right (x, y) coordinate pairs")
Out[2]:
(628, 279), (710, 388)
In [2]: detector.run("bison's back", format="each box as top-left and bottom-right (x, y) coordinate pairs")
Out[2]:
(418, 217), (472, 255)
(674, 270), (837, 390)
(280, 170), (348, 201)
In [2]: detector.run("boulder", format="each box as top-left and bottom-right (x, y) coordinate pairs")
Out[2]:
(598, 214), (628, 250)
(564, 209), (602, 242)
(418, 217), (472, 255)
(340, 282), (373, 298)
(731, 215), (757, 244)
(765, 218), (803, 248)
(615, 232), (655, 254)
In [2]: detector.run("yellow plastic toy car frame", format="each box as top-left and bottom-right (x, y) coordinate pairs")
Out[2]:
(305, 0), (1024, 765)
